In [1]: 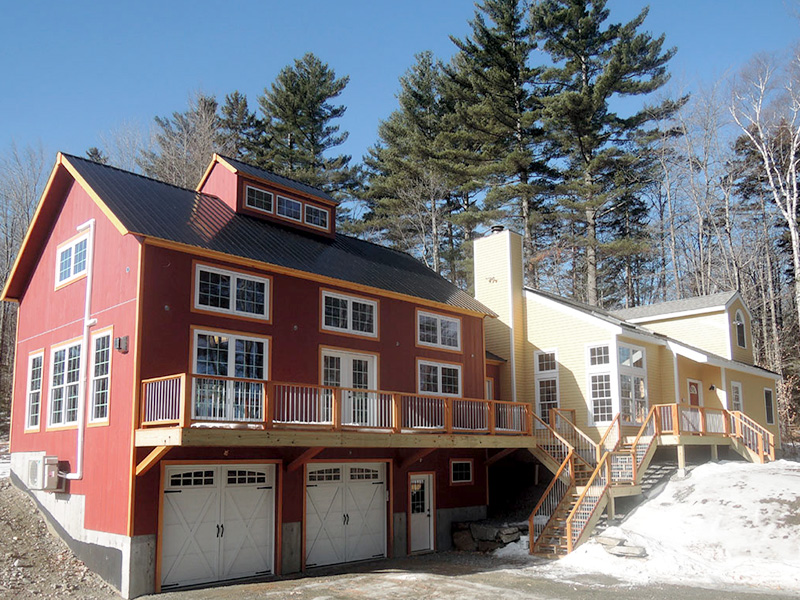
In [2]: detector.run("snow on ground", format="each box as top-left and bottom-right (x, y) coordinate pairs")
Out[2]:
(496, 460), (800, 595)
(0, 438), (9, 478)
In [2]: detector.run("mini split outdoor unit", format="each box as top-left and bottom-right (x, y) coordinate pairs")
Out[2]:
(26, 455), (65, 492)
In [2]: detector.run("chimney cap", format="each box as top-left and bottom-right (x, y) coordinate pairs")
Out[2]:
(490, 224), (505, 234)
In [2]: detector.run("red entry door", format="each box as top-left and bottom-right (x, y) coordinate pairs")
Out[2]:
(688, 381), (701, 406)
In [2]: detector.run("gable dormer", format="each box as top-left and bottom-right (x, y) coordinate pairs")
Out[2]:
(197, 154), (337, 239)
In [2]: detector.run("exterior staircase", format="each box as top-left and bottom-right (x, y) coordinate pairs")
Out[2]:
(527, 404), (776, 557)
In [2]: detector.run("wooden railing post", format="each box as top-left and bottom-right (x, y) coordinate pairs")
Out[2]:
(392, 394), (401, 433)
(180, 374), (191, 428)
(527, 406), (534, 436)
(757, 433), (765, 463)
(723, 409), (730, 436)
(139, 382), (147, 427)
(444, 398), (453, 434)
(673, 404), (680, 435)
(264, 382), (274, 429)
(654, 407), (662, 435)
(333, 388), (342, 431)
(487, 401), (495, 434)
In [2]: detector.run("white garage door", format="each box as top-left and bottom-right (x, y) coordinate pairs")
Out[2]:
(305, 462), (386, 567)
(161, 464), (275, 589)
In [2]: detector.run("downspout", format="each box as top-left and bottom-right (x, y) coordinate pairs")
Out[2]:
(65, 218), (97, 481)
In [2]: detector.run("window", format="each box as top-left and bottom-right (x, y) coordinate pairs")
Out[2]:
(56, 235), (88, 285)
(764, 388), (774, 425)
(417, 311), (461, 351)
(451, 460), (473, 484)
(322, 291), (377, 337)
(321, 349), (378, 425)
(305, 204), (329, 230)
(25, 352), (44, 430)
(245, 186), (273, 213)
(587, 344), (612, 423)
(534, 350), (559, 424)
(195, 264), (270, 320)
(618, 344), (647, 424)
(730, 381), (743, 412)
(50, 341), (82, 426)
(193, 329), (269, 421)
(418, 360), (461, 397)
(90, 332), (111, 422)
(277, 195), (302, 221)
(734, 310), (746, 348)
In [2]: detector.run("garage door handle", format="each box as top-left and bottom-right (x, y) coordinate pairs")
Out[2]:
(220, 524), (224, 537)
(216, 524), (220, 538)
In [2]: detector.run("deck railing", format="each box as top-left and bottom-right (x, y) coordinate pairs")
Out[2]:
(565, 452), (610, 551)
(529, 450), (574, 552)
(139, 375), (533, 436)
(730, 411), (775, 462)
(532, 413), (573, 464)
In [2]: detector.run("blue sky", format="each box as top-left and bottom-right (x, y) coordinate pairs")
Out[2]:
(1, 1), (798, 167)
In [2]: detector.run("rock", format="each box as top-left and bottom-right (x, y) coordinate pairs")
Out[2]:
(606, 544), (648, 558)
(470, 523), (499, 542)
(499, 531), (521, 544)
(594, 535), (625, 547)
(498, 526), (519, 536)
(476, 540), (502, 552)
(452, 530), (477, 551)
(452, 521), (471, 531)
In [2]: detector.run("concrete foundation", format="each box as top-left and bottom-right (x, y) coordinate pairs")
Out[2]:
(281, 521), (302, 574)
(393, 512), (407, 556)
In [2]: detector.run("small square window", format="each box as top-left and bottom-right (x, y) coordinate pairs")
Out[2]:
(277, 195), (302, 221)
(451, 460), (473, 484)
(590, 346), (609, 366)
(305, 204), (329, 229)
(56, 235), (89, 286)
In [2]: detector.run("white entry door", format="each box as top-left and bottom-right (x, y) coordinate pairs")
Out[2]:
(305, 462), (387, 567)
(409, 474), (434, 553)
(161, 464), (275, 589)
(321, 350), (378, 426)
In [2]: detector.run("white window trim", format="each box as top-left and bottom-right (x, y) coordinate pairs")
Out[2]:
(244, 185), (274, 214)
(55, 234), (89, 287)
(730, 381), (743, 412)
(417, 310), (461, 351)
(618, 342), (648, 425)
(25, 351), (44, 431)
(194, 263), (271, 320)
(89, 330), (112, 424)
(192, 329), (270, 380)
(276, 195), (303, 222)
(304, 204), (330, 230)
(586, 341), (615, 426)
(450, 459), (473, 484)
(534, 349), (559, 421)
(321, 291), (378, 338)
(734, 310), (747, 349)
(417, 359), (462, 397)
(686, 378), (704, 407)
(764, 387), (775, 425)
(48, 339), (83, 427)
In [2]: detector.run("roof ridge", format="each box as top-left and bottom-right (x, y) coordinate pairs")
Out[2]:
(61, 152), (209, 197)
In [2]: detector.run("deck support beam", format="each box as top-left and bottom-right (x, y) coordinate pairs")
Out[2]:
(484, 448), (517, 467)
(710, 444), (719, 462)
(135, 446), (170, 477)
(287, 447), (324, 473)
(606, 494), (616, 522)
(400, 448), (435, 470)
(677, 444), (687, 476)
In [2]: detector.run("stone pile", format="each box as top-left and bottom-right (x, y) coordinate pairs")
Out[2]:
(452, 520), (528, 552)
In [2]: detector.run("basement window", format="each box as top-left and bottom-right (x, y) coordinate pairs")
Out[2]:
(451, 459), (473, 484)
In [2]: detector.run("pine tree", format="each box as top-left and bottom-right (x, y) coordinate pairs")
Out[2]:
(531, 0), (680, 305)
(85, 147), (108, 164)
(256, 53), (358, 197)
(448, 0), (552, 285)
(218, 91), (259, 160)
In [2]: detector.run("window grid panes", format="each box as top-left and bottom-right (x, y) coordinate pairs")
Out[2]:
(322, 292), (376, 337)
(417, 311), (460, 350)
(735, 311), (746, 348)
(589, 346), (609, 366)
(451, 461), (472, 483)
(591, 374), (613, 423)
(618, 344), (647, 424)
(410, 480), (426, 513)
(305, 204), (329, 229)
(50, 342), (82, 426)
(538, 379), (558, 424)
(170, 470), (214, 487)
(196, 265), (269, 319)
(56, 236), (89, 285)
(227, 470), (267, 485)
(731, 383), (742, 412)
(351, 301), (374, 333)
(308, 467), (341, 482)
(246, 186), (273, 213)
(418, 361), (461, 397)
(27, 354), (43, 429)
(91, 334), (111, 421)
(537, 352), (556, 372)
(277, 195), (302, 221)
(350, 467), (379, 481)
(235, 278), (265, 315)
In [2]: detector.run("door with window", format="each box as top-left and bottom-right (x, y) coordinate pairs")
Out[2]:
(321, 350), (378, 426)
(409, 473), (434, 553)
(687, 379), (702, 406)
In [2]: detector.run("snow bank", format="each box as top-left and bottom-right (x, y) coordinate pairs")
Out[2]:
(499, 460), (800, 594)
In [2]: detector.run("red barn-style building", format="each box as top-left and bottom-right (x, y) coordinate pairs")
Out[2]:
(2, 153), (526, 597)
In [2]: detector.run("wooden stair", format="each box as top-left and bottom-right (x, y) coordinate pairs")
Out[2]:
(534, 461), (593, 556)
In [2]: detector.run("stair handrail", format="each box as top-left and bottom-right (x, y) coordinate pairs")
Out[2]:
(565, 451), (611, 552)
(598, 413), (622, 459)
(529, 449), (575, 553)
(532, 412), (577, 466)
(551, 408), (600, 466)
(729, 411), (775, 462)
(627, 405), (659, 482)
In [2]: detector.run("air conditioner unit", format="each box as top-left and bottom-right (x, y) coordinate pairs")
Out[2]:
(26, 456), (64, 492)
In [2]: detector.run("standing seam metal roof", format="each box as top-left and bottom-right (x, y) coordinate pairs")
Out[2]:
(63, 154), (492, 315)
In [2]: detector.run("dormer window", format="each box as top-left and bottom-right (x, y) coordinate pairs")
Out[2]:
(734, 310), (746, 348)
(305, 204), (329, 230)
(245, 186), (273, 213)
(277, 196), (302, 221)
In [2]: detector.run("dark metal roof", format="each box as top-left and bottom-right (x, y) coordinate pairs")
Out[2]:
(486, 350), (506, 362)
(218, 155), (338, 203)
(63, 154), (492, 315)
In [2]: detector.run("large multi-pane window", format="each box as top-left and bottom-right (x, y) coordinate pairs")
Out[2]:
(418, 360), (461, 397)
(56, 235), (88, 286)
(90, 332), (112, 422)
(25, 352), (44, 430)
(322, 291), (377, 337)
(50, 341), (82, 426)
(587, 344), (612, 423)
(192, 330), (268, 422)
(619, 344), (647, 424)
(534, 350), (559, 424)
(417, 311), (460, 351)
(195, 264), (270, 320)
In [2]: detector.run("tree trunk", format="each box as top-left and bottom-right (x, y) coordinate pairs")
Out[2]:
(585, 207), (598, 306)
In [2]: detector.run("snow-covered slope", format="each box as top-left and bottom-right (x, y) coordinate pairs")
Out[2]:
(508, 460), (800, 594)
